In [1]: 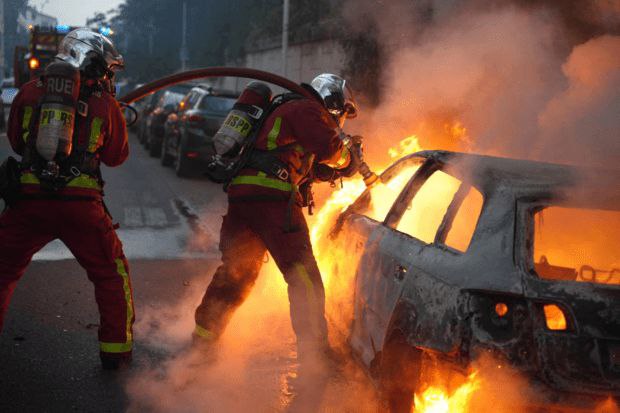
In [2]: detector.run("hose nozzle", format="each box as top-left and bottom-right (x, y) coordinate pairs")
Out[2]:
(358, 162), (379, 187)
(342, 133), (379, 187)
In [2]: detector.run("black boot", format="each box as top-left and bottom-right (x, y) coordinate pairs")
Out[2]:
(100, 351), (132, 371)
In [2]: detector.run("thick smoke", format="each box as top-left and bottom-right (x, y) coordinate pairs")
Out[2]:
(344, 0), (620, 167)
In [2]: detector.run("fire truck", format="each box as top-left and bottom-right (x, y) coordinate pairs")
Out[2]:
(13, 25), (75, 88)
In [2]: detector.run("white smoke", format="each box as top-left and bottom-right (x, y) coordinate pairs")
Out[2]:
(344, 0), (620, 167)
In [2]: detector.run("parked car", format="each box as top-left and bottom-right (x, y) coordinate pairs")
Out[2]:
(161, 85), (237, 177)
(136, 84), (192, 147)
(1, 77), (18, 106)
(144, 89), (188, 157)
(331, 150), (619, 412)
(136, 90), (162, 145)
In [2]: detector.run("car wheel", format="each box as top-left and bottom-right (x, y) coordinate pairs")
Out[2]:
(379, 333), (422, 413)
(175, 135), (193, 178)
(160, 134), (173, 167)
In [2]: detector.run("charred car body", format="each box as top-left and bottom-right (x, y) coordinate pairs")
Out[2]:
(335, 150), (619, 411)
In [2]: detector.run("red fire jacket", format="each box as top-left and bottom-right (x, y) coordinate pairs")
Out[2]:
(227, 97), (349, 202)
(7, 79), (128, 198)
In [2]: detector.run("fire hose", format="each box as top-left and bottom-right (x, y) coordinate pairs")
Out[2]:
(118, 67), (378, 187)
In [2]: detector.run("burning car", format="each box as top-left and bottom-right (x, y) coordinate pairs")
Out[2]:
(331, 150), (619, 412)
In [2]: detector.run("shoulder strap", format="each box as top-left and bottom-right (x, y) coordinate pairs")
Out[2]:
(72, 85), (96, 154)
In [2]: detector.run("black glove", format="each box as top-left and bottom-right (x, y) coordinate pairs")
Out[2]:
(313, 163), (338, 182)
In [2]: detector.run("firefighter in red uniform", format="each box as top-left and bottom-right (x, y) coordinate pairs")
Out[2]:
(0, 29), (133, 370)
(194, 74), (360, 363)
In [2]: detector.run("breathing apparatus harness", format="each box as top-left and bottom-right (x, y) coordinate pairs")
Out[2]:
(21, 62), (108, 195)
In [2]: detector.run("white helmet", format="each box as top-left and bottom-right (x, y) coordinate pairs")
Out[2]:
(310, 73), (358, 123)
(56, 28), (124, 79)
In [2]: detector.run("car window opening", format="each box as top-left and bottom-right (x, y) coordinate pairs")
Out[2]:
(390, 170), (483, 251)
(396, 170), (457, 243)
(358, 165), (421, 222)
(533, 206), (620, 285)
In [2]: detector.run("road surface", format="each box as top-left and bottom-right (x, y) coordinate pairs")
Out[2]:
(0, 130), (377, 412)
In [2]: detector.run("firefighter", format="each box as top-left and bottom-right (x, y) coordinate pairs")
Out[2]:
(0, 29), (133, 370)
(194, 74), (360, 364)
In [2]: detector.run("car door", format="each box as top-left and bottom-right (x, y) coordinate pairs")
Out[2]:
(351, 158), (485, 364)
(351, 160), (436, 364)
(345, 156), (429, 364)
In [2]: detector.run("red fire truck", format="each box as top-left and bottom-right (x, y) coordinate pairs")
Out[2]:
(13, 25), (75, 88)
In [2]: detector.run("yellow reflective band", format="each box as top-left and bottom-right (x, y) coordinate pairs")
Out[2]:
(100, 341), (132, 353)
(20, 173), (101, 190)
(22, 106), (33, 143)
(39, 108), (73, 126)
(267, 117), (282, 150)
(20, 172), (39, 185)
(294, 263), (320, 336)
(230, 175), (293, 192)
(194, 325), (216, 340)
(88, 117), (103, 153)
(66, 175), (101, 190)
(19, 173), (101, 190)
(224, 113), (253, 137)
(328, 146), (350, 168)
(99, 258), (134, 354)
(294, 263), (317, 306)
(337, 146), (350, 167)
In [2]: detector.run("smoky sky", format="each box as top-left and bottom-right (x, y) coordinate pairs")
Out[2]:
(342, 0), (620, 167)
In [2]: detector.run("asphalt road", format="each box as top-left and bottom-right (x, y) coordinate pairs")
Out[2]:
(0, 130), (377, 412)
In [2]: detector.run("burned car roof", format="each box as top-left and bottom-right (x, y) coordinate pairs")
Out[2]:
(398, 150), (620, 210)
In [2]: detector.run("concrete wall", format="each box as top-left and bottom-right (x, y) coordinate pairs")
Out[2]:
(217, 39), (345, 93)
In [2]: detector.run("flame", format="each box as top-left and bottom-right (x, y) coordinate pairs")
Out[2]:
(445, 121), (469, 145)
(388, 134), (423, 159)
(311, 135), (422, 288)
(414, 372), (481, 413)
(308, 133), (488, 410)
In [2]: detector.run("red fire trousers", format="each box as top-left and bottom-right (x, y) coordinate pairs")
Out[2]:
(194, 200), (328, 353)
(0, 199), (134, 356)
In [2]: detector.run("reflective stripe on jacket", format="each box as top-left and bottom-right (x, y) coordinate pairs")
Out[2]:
(228, 98), (348, 201)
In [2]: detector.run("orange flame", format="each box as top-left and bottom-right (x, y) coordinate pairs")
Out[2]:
(311, 135), (423, 287)
(388, 134), (423, 159)
(414, 372), (481, 413)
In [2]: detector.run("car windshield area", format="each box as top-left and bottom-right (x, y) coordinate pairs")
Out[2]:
(533, 206), (620, 285)
(199, 96), (236, 113)
(161, 92), (184, 107)
(344, 156), (484, 253)
(343, 157), (424, 225)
